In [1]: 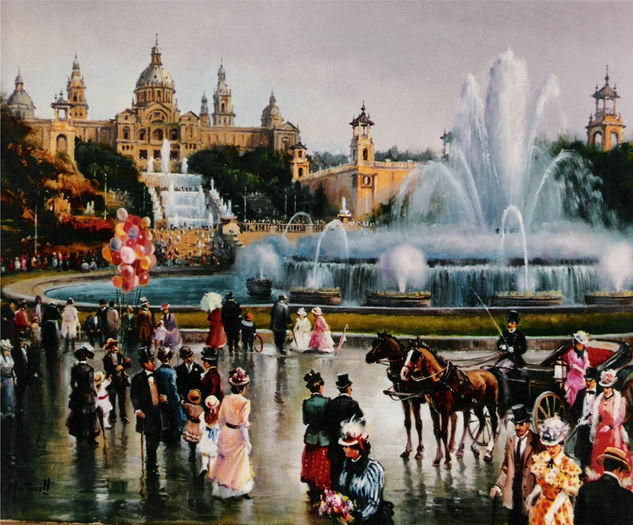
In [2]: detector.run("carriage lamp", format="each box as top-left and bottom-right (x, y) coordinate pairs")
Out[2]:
(554, 359), (567, 383)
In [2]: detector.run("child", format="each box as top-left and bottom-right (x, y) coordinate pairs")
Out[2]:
(153, 320), (167, 349)
(30, 315), (41, 349)
(240, 312), (257, 352)
(199, 395), (220, 477)
(182, 389), (204, 462)
(94, 371), (113, 429)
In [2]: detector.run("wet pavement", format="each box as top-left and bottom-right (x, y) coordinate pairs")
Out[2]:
(0, 343), (542, 524)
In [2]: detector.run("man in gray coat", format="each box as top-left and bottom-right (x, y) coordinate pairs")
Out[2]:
(269, 294), (290, 355)
(489, 404), (543, 525)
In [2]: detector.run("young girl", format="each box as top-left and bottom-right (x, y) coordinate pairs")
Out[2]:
(30, 315), (41, 349)
(182, 389), (205, 462)
(94, 371), (113, 429)
(199, 395), (221, 477)
(153, 320), (167, 350)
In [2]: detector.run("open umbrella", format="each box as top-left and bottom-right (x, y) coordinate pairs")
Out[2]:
(200, 292), (223, 312)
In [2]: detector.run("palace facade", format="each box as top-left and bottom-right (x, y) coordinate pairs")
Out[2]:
(6, 38), (301, 169)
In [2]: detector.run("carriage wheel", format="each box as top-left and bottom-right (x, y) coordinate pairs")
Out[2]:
(621, 378), (633, 426)
(532, 391), (566, 432)
(467, 406), (494, 446)
(254, 334), (264, 353)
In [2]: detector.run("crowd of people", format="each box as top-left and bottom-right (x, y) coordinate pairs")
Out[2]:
(152, 227), (232, 267)
(0, 250), (107, 274)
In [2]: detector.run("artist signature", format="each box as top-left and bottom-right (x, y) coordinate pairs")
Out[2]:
(1, 478), (51, 501)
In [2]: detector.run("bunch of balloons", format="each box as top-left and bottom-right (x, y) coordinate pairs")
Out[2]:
(101, 208), (157, 294)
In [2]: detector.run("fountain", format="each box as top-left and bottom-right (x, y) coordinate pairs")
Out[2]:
(182, 156), (188, 174)
(282, 212), (314, 237)
(337, 196), (352, 223)
(585, 243), (633, 305)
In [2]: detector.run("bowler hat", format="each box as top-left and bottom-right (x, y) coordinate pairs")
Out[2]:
(157, 347), (173, 362)
(506, 310), (520, 324)
(74, 344), (95, 360)
(138, 347), (155, 364)
(187, 389), (202, 404)
(335, 373), (352, 390)
(225, 291), (234, 299)
(510, 404), (530, 425)
(598, 447), (631, 472)
(201, 346), (218, 363)
(179, 346), (194, 359)
(18, 331), (29, 342)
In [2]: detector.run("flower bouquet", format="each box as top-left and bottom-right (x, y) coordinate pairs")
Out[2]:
(317, 489), (355, 523)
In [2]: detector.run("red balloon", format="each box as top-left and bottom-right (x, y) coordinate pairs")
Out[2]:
(137, 230), (147, 244)
(111, 251), (122, 266)
(138, 271), (150, 287)
(131, 215), (142, 227)
(111, 275), (122, 288)
(123, 219), (133, 233)
(124, 237), (136, 248)
(121, 281), (132, 294)
(120, 264), (134, 279)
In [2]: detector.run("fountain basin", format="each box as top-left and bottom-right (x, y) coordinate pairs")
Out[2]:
(585, 292), (633, 306)
(289, 287), (342, 305)
(246, 277), (272, 298)
(491, 291), (563, 307)
(365, 290), (431, 307)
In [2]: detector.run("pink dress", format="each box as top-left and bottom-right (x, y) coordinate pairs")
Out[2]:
(207, 393), (254, 497)
(308, 315), (334, 353)
(564, 349), (588, 406)
(588, 391), (632, 480)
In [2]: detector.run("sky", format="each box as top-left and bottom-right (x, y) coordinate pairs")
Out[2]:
(2, 0), (632, 155)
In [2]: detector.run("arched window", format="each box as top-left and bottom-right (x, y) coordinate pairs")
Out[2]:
(152, 128), (163, 141)
(73, 94), (77, 102)
(298, 168), (303, 177)
(221, 103), (225, 112)
(139, 129), (146, 141)
(593, 132), (603, 149)
(56, 134), (68, 153)
(123, 127), (130, 140)
(363, 148), (368, 161)
(170, 129), (178, 140)
(610, 132), (619, 149)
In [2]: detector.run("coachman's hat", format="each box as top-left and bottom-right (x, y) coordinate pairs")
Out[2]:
(335, 373), (352, 390)
(506, 310), (520, 324)
(510, 404), (530, 425)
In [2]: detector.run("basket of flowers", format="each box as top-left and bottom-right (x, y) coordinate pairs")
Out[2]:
(317, 489), (355, 523)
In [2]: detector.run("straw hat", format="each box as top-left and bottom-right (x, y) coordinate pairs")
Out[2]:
(311, 306), (322, 316)
(599, 368), (617, 388)
(187, 389), (202, 404)
(161, 303), (170, 310)
(94, 371), (105, 386)
(104, 338), (118, 350)
(598, 447), (631, 472)
(228, 367), (250, 387)
(204, 395), (220, 410)
(296, 307), (307, 317)
(538, 415), (569, 446)
(573, 330), (590, 346)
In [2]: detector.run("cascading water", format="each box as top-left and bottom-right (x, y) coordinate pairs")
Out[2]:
(161, 139), (170, 174)
(309, 220), (350, 288)
(283, 212), (314, 236)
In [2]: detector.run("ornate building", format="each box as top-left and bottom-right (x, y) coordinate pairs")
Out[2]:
(6, 38), (301, 169)
(295, 104), (418, 219)
(586, 66), (625, 151)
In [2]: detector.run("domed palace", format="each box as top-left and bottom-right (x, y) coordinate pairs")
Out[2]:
(6, 37), (301, 169)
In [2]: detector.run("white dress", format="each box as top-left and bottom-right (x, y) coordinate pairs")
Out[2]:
(199, 422), (220, 473)
(61, 305), (79, 339)
(95, 379), (113, 413)
(290, 317), (312, 352)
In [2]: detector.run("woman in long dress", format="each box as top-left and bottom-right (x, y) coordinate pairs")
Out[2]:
(160, 303), (182, 350)
(564, 331), (590, 406)
(308, 307), (334, 353)
(205, 308), (226, 350)
(1, 339), (17, 416)
(527, 415), (581, 525)
(291, 308), (311, 352)
(208, 367), (254, 498)
(587, 369), (632, 481)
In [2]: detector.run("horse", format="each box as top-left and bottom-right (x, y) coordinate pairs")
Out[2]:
(365, 332), (457, 460)
(401, 343), (499, 468)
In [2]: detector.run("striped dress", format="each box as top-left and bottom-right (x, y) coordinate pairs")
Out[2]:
(339, 456), (385, 523)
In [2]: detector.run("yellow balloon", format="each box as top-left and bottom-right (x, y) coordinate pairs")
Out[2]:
(115, 222), (126, 237)
(141, 217), (151, 229)
(139, 256), (151, 271)
(101, 244), (112, 262)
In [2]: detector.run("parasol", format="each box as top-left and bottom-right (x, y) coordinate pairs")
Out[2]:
(200, 292), (223, 312)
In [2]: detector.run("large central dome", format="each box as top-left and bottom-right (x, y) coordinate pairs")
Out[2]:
(136, 41), (174, 90)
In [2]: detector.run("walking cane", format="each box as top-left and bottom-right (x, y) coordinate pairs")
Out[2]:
(139, 417), (145, 476)
(491, 493), (498, 525)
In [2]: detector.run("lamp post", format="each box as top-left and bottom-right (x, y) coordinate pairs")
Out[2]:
(243, 186), (247, 221)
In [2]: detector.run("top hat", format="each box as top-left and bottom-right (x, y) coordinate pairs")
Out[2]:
(138, 347), (155, 364)
(598, 447), (631, 472)
(161, 303), (170, 310)
(304, 368), (323, 387)
(296, 307), (307, 317)
(204, 395), (220, 410)
(335, 373), (352, 390)
(157, 347), (173, 362)
(228, 367), (250, 387)
(599, 368), (617, 388)
(573, 330), (590, 346)
(74, 344), (95, 360)
(506, 310), (520, 324)
(104, 338), (118, 350)
(510, 404), (530, 425)
(311, 306), (323, 316)
(94, 371), (105, 385)
(243, 312), (253, 321)
(18, 331), (29, 341)
(201, 346), (218, 363)
(187, 389), (202, 404)
(179, 346), (194, 359)
(225, 291), (234, 299)
(584, 367), (599, 380)
(538, 415), (569, 446)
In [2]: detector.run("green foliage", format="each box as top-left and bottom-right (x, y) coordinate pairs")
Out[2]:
(549, 138), (633, 227)
(74, 140), (153, 220)
(366, 196), (398, 225)
(375, 145), (437, 162)
(308, 151), (347, 171)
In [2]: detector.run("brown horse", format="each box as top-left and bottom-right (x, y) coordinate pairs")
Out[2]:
(365, 332), (457, 460)
(401, 343), (499, 468)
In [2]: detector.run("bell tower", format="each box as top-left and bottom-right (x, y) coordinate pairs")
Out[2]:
(290, 141), (309, 182)
(349, 102), (374, 165)
(212, 62), (235, 126)
(67, 53), (88, 120)
(200, 92), (209, 126)
(586, 66), (625, 151)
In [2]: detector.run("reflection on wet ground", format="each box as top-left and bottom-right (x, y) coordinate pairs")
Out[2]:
(1, 344), (537, 524)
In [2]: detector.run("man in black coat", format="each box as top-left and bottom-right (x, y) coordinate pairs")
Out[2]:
(570, 367), (600, 471)
(103, 338), (129, 424)
(12, 331), (39, 413)
(270, 294), (290, 355)
(96, 299), (109, 347)
(221, 291), (242, 353)
(130, 347), (163, 474)
(574, 447), (633, 525)
(175, 346), (203, 400)
(1, 301), (15, 343)
(495, 310), (528, 409)
(324, 373), (364, 488)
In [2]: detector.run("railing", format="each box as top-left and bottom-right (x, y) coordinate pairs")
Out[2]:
(374, 160), (417, 168)
(238, 222), (325, 233)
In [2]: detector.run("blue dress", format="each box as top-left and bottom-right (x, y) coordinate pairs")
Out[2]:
(338, 456), (392, 524)
(154, 364), (186, 443)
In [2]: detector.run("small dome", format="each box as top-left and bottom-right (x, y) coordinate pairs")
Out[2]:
(261, 91), (284, 128)
(7, 89), (35, 111)
(136, 64), (174, 89)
